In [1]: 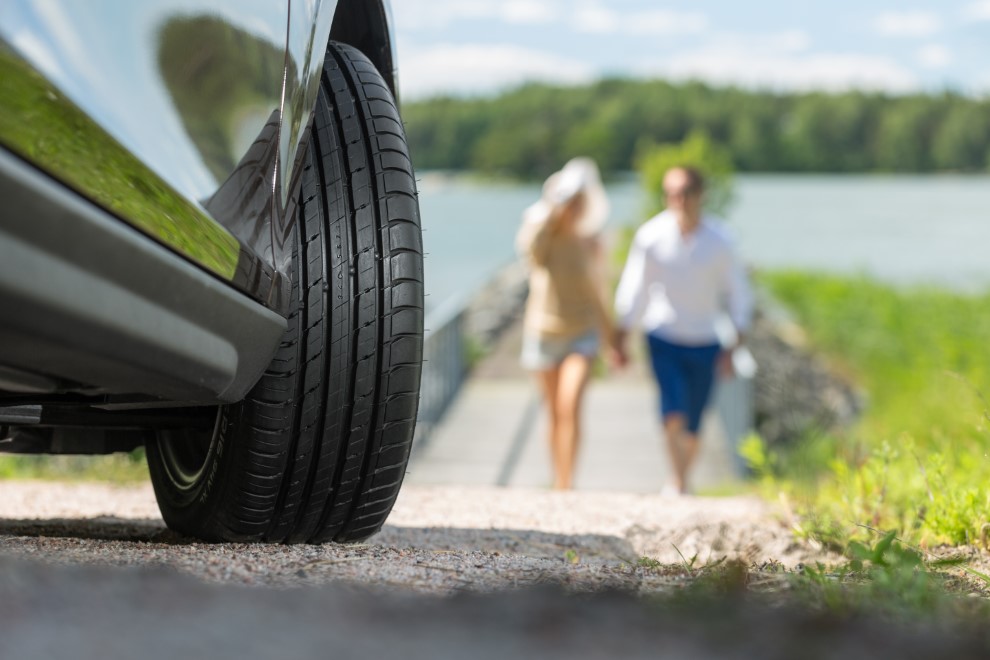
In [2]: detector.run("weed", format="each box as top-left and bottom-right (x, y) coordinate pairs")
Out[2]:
(672, 544), (699, 573)
(738, 433), (775, 482)
(789, 528), (983, 617)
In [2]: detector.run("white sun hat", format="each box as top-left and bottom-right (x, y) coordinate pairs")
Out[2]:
(522, 157), (609, 236)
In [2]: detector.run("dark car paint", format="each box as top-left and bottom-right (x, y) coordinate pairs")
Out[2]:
(0, 0), (397, 315)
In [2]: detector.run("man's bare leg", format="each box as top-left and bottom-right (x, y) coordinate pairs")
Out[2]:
(662, 413), (688, 493)
(679, 432), (701, 494)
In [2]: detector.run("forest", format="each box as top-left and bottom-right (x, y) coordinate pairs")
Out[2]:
(402, 78), (990, 178)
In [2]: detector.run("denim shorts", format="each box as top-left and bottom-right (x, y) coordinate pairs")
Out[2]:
(646, 334), (721, 434)
(520, 331), (600, 371)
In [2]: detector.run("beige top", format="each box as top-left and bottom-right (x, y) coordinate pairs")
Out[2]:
(516, 217), (608, 340)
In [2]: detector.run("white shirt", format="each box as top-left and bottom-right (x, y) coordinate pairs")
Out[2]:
(615, 210), (753, 345)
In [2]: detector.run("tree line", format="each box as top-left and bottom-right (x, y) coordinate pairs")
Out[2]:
(401, 78), (990, 179)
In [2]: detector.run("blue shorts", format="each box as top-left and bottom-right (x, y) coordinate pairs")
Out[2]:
(646, 334), (721, 434)
(521, 331), (599, 371)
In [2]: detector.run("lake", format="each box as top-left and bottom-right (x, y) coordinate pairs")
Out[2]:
(417, 173), (990, 314)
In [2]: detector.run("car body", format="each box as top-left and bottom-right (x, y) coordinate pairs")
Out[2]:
(0, 0), (424, 543)
(0, 0), (395, 401)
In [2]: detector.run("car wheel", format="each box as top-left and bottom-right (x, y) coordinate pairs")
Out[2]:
(146, 41), (423, 544)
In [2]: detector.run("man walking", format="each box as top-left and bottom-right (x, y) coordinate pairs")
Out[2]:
(614, 166), (753, 495)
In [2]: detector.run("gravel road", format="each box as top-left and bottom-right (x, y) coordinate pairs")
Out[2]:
(0, 481), (825, 593)
(0, 481), (987, 659)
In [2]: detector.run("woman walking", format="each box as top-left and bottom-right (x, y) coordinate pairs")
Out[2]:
(516, 158), (621, 490)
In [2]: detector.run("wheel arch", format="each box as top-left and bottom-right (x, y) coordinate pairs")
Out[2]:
(330, 0), (398, 99)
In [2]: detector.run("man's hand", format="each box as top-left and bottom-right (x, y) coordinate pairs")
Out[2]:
(717, 349), (735, 379)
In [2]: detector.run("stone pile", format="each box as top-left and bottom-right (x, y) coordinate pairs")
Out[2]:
(748, 298), (863, 449)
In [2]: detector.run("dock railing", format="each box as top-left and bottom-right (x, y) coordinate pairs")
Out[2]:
(415, 291), (471, 447)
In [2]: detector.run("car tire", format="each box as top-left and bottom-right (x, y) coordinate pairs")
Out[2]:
(145, 41), (424, 544)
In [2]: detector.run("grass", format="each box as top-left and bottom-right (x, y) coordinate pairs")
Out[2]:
(755, 271), (990, 549)
(0, 450), (150, 484)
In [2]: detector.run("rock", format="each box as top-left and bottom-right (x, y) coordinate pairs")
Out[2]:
(748, 293), (863, 449)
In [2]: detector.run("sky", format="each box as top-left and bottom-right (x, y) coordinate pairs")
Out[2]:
(391, 0), (990, 100)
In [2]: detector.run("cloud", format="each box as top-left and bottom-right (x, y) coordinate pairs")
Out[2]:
(873, 11), (942, 37)
(917, 44), (952, 69)
(394, 0), (710, 37)
(643, 47), (919, 93)
(710, 30), (813, 55)
(767, 30), (813, 53)
(501, 1), (558, 25)
(571, 5), (617, 33)
(962, 1), (990, 21)
(627, 10), (710, 36)
(572, 4), (709, 36)
(398, 27), (915, 98)
(398, 43), (594, 99)
(392, 0), (560, 30)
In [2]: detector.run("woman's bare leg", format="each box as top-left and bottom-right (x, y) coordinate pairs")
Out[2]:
(553, 354), (594, 490)
(536, 367), (563, 488)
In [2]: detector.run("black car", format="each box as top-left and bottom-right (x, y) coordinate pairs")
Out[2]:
(0, 0), (423, 543)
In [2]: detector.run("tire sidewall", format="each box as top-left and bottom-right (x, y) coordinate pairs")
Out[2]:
(146, 405), (240, 539)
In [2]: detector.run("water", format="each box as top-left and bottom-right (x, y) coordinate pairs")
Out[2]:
(731, 175), (990, 290)
(417, 173), (990, 313)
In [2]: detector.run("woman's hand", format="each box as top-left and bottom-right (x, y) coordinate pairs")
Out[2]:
(607, 329), (629, 369)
